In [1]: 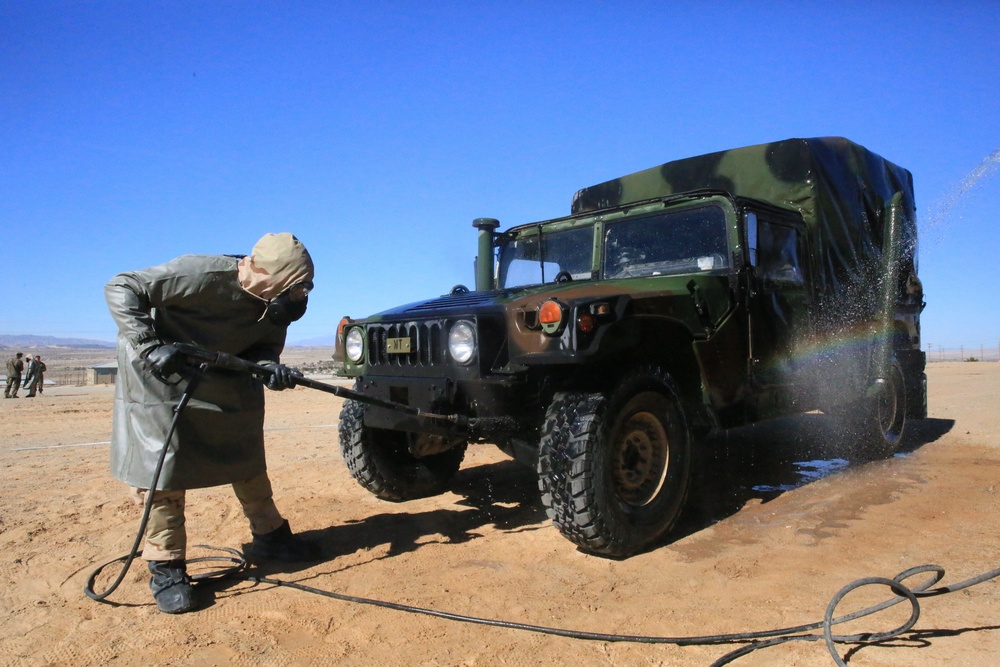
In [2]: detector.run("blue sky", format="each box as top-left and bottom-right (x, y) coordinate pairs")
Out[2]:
(2, 2), (998, 353)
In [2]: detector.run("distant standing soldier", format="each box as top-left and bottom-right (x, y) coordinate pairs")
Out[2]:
(23, 354), (45, 397)
(35, 356), (46, 394)
(4, 352), (24, 398)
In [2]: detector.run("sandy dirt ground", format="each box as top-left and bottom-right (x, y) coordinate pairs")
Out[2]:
(1, 358), (998, 666)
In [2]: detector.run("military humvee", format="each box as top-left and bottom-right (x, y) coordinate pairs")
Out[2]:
(333, 137), (926, 557)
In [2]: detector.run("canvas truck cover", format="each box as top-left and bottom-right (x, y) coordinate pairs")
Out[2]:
(571, 137), (917, 328)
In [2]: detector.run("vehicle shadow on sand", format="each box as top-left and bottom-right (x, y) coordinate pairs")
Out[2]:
(243, 458), (548, 577)
(217, 414), (955, 581)
(200, 459), (548, 606)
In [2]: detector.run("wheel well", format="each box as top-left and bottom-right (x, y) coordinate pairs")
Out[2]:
(590, 319), (705, 418)
(528, 318), (710, 432)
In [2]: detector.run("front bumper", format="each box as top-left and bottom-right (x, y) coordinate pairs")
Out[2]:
(352, 373), (526, 439)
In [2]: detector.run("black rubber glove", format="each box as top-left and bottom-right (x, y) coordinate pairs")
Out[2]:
(264, 363), (296, 391)
(144, 343), (184, 378)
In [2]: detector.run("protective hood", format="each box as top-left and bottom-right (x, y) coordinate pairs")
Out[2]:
(238, 232), (315, 302)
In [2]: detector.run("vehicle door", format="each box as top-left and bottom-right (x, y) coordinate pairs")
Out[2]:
(747, 213), (812, 391)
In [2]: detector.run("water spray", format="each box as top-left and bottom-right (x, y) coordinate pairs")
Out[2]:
(924, 146), (1000, 230)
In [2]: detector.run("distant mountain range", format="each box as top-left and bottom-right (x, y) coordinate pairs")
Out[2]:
(0, 333), (333, 349)
(288, 334), (335, 347)
(0, 334), (115, 349)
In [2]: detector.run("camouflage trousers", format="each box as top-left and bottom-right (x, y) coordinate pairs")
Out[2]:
(130, 472), (285, 562)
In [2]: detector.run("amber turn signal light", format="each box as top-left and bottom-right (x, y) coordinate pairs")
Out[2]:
(539, 300), (564, 335)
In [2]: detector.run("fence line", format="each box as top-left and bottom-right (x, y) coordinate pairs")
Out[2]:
(926, 346), (1000, 362)
(46, 369), (90, 387)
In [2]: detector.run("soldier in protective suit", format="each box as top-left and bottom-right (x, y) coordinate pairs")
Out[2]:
(105, 232), (320, 614)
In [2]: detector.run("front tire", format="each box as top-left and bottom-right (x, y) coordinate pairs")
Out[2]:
(538, 369), (692, 557)
(338, 398), (467, 500)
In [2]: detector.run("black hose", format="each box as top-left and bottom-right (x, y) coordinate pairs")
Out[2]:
(83, 364), (208, 602)
(218, 561), (999, 666)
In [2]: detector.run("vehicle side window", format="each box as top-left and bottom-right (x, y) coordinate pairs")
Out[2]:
(757, 221), (803, 285)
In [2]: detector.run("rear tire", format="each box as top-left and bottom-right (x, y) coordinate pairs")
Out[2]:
(839, 360), (907, 460)
(338, 398), (466, 500)
(538, 368), (692, 557)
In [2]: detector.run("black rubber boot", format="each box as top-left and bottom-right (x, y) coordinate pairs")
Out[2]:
(148, 560), (195, 614)
(247, 520), (321, 563)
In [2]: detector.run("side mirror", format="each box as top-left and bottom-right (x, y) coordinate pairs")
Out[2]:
(745, 212), (758, 267)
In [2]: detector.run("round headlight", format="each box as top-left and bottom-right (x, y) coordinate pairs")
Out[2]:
(448, 321), (477, 365)
(345, 327), (364, 363)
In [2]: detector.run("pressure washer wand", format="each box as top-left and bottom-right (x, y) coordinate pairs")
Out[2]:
(172, 343), (466, 425)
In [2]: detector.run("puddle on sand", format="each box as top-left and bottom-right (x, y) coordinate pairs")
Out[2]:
(753, 452), (912, 496)
(751, 458), (851, 495)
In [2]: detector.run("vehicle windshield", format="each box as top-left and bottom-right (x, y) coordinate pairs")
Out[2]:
(497, 225), (594, 289)
(603, 206), (729, 279)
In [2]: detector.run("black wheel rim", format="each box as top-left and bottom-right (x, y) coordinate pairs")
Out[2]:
(875, 367), (905, 442)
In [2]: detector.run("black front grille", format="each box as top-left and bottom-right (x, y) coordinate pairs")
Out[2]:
(366, 321), (445, 367)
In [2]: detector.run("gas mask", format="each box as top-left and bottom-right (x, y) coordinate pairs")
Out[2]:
(265, 281), (312, 327)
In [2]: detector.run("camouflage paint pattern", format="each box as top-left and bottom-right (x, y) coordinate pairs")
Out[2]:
(572, 137), (918, 325)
